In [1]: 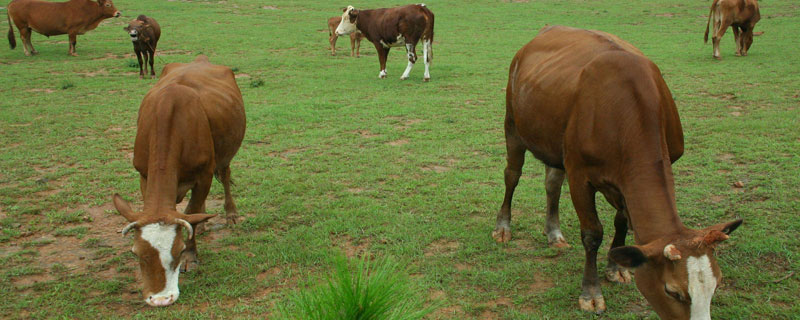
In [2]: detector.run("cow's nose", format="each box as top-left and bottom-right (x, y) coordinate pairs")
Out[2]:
(146, 295), (175, 307)
(114, 11), (121, 17)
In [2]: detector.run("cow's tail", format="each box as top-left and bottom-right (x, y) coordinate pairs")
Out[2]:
(7, 12), (16, 50)
(421, 4), (434, 63)
(704, 0), (718, 44)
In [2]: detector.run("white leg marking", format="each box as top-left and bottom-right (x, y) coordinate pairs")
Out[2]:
(687, 255), (717, 320)
(401, 43), (415, 80)
(141, 223), (182, 306)
(379, 69), (387, 79)
(423, 39), (431, 80)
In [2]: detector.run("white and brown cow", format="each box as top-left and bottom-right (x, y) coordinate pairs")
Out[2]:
(335, 4), (434, 81)
(113, 55), (245, 307)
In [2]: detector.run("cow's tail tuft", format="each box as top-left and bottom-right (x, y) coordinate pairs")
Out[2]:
(7, 12), (16, 50)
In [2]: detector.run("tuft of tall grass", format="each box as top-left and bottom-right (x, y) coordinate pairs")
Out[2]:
(279, 254), (437, 320)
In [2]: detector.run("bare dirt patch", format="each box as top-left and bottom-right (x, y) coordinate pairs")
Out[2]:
(387, 139), (409, 146)
(349, 130), (380, 138)
(77, 69), (110, 77)
(235, 73), (250, 79)
(424, 239), (460, 257)
(268, 147), (306, 160)
(332, 234), (371, 258)
(27, 88), (55, 94)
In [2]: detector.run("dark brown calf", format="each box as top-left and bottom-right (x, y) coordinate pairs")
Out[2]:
(124, 15), (161, 79)
(704, 0), (760, 59)
(335, 4), (434, 81)
(494, 26), (742, 318)
(113, 55), (245, 307)
(327, 16), (362, 57)
(7, 0), (121, 56)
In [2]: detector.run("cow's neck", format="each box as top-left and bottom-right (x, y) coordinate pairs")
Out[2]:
(355, 9), (377, 41)
(620, 157), (688, 244)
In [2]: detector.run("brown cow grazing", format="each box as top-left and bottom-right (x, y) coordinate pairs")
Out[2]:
(327, 16), (363, 57)
(6, 0), (121, 56)
(335, 4), (434, 81)
(113, 55), (245, 307)
(493, 26), (742, 318)
(124, 15), (161, 79)
(704, 0), (760, 60)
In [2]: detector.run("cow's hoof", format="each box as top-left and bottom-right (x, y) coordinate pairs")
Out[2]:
(139, 75), (144, 79)
(423, 77), (430, 82)
(69, 53), (78, 57)
(492, 226), (511, 243)
(548, 237), (570, 248)
(713, 55), (721, 60)
(579, 295), (606, 315)
(606, 266), (633, 284)
(400, 76), (409, 80)
(24, 52), (32, 57)
(180, 251), (198, 273)
(31, 50), (39, 55)
(226, 214), (239, 225)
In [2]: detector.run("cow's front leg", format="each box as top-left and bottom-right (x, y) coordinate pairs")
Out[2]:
(135, 50), (144, 78)
(68, 34), (78, 56)
(568, 177), (606, 314)
(732, 26), (742, 56)
(606, 209), (632, 283)
(400, 43), (417, 80)
(180, 173), (212, 272)
(374, 43), (389, 78)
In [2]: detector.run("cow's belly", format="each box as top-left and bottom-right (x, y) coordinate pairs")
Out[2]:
(380, 35), (407, 48)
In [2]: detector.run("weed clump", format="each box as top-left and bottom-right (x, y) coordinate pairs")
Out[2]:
(60, 81), (74, 90)
(279, 254), (436, 320)
(249, 78), (265, 88)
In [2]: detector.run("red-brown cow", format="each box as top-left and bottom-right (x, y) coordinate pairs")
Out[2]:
(704, 0), (760, 60)
(335, 4), (434, 81)
(327, 16), (363, 57)
(493, 26), (742, 319)
(113, 55), (245, 307)
(6, 0), (121, 56)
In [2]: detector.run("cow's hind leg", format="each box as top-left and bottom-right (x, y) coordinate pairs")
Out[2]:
(544, 166), (569, 247)
(493, 120), (526, 243)
(422, 38), (432, 81)
(606, 209), (632, 283)
(180, 174), (212, 273)
(68, 33), (77, 56)
(329, 33), (338, 56)
(216, 166), (239, 224)
(400, 43), (417, 80)
(19, 27), (33, 56)
(569, 175), (606, 314)
(732, 26), (742, 56)
(712, 17), (732, 60)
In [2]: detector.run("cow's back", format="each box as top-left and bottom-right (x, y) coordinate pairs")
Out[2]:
(507, 26), (682, 169)
(148, 56), (245, 169)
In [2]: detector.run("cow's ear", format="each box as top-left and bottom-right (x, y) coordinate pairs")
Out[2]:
(341, 7), (347, 12)
(112, 194), (139, 222)
(350, 9), (359, 17)
(97, 0), (106, 4)
(123, 25), (130, 31)
(181, 213), (217, 225)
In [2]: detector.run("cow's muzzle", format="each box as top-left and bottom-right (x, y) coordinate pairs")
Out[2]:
(129, 31), (138, 41)
(146, 294), (176, 307)
(114, 11), (122, 18)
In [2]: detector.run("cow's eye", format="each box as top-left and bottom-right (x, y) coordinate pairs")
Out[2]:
(664, 285), (687, 303)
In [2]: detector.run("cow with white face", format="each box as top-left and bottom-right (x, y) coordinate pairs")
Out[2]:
(114, 195), (215, 307)
(114, 55), (246, 307)
(335, 4), (434, 81)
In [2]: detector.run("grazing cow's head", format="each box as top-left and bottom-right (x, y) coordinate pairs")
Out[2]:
(112, 194), (215, 307)
(610, 219), (742, 320)
(97, 0), (122, 18)
(123, 16), (152, 42)
(335, 6), (359, 36)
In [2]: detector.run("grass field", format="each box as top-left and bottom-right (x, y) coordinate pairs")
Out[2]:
(1, 0), (798, 318)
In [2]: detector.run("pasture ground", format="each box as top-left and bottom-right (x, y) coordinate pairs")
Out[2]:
(1, 0), (798, 318)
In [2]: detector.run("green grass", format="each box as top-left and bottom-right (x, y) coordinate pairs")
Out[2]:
(1, 0), (798, 319)
(279, 254), (436, 320)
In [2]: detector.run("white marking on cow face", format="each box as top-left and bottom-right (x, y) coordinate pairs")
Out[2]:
(140, 223), (183, 307)
(128, 29), (139, 42)
(687, 255), (717, 320)
(335, 6), (358, 36)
